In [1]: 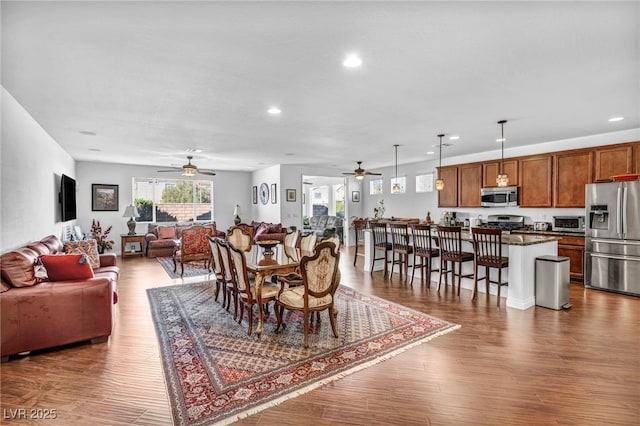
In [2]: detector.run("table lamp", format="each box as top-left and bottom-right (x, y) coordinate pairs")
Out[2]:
(123, 205), (139, 235)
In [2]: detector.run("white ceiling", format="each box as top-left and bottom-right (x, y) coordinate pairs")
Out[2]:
(2, 1), (638, 174)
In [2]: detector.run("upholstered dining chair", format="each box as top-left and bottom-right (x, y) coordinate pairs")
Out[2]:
(227, 226), (253, 252)
(471, 227), (509, 306)
(389, 222), (413, 282)
(228, 244), (280, 335)
(206, 235), (225, 302)
(410, 223), (439, 287)
(299, 232), (317, 252)
(369, 221), (392, 276)
(173, 225), (213, 276)
(352, 218), (367, 266)
(215, 238), (238, 319)
(436, 225), (474, 295)
(275, 241), (341, 347)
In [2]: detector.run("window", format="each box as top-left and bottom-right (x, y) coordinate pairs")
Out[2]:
(390, 177), (406, 194)
(334, 184), (345, 218)
(132, 177), (214, 223)
(369, 179), (383, 195)
(416, 173), (434, 193)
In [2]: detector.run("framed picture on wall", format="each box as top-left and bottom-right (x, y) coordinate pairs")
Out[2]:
(271, 183), (277, 204)
(286, 189), (296, 202)
(92, 184), (119, 211)
(352, 191), (360, 202)
(252, 186), (258, 204)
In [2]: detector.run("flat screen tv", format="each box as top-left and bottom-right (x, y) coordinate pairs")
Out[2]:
(59, 174), (77, 222)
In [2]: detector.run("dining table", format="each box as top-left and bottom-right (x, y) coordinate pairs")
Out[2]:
(244, 243), (312, 337)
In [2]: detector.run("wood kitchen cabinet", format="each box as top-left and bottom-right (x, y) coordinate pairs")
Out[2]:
(482, 159), (519, 187)
(458, 163), (482, 207)
(594, 145), (634, 181)
(437, 166), (458, 207)
(557, 235), (585, 283)
(519, 155), (553, 207)
(554, 151), (593, 208)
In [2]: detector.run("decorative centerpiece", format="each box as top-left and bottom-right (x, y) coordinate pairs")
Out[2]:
(256, 239), (280, 265)
(90, 219), (114, 254)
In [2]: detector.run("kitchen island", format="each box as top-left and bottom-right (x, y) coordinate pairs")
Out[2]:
(363, 228), (561, 310)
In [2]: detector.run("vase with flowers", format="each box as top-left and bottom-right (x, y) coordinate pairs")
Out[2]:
(373, 199), (385, 219)
(91, 219), (114, 254)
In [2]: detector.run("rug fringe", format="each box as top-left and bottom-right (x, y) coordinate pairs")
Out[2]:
(217, 323), (461, 426)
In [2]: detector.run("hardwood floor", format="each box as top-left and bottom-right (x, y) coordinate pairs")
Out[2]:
(1, 250), (638, 425)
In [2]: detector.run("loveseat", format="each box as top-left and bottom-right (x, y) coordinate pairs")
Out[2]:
(144, 222), (224, 257)
(0, 235), (119, 360)
(304, 215), (344, 241)
(234, 221), (287, 243)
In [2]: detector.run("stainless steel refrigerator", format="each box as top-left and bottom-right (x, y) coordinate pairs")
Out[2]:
(585, 180), (640, 296)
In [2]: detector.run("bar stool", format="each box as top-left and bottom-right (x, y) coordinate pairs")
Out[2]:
(410, 223), (439, 287)
(352, 218), (367, 266)
(370, 222), (392, 276)
(389, 222), (413, 282)
(471, 227), (509, 306)
(436, 225), (474, 295)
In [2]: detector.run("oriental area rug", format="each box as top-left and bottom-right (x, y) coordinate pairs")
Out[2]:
(147, 281), (460, 426)
(156, 256), (211, 279)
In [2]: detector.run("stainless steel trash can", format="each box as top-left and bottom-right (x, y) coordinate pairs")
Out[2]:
(535, 255), (571, 310)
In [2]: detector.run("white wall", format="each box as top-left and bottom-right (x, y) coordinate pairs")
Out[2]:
(1, 88), (76, 251)
(76, 161), (251, 252)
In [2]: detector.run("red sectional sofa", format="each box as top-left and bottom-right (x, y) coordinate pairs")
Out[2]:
(0, 235), (119, 360)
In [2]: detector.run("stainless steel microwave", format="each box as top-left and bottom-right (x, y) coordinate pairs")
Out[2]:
(480, 186), (519, 207)
(552, 216), (585, 233)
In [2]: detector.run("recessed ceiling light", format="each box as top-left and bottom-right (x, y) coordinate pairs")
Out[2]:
(426, 151), (435, 155)
(267, 106), (281, 115)
(343, 54), (362, 68)
(608, 116), (624, 122)
(449, 135), (460, 140)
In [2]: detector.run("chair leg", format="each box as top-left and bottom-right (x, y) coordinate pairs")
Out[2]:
(497, 267), (502, 306)
(473, 261), (478, 301)
(384, 250), (389, 277)
(328, 306), (339, 338)
(353, 245), (358, 266)
(247, 303), (253, 335)
(437, 258), (445, 292)
(426, 256), (432, 288)
(456, 261), (462, 296)
(303, 309), (310, 348)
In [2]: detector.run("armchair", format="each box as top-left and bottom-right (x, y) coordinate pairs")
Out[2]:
(173, 225), (213, 276)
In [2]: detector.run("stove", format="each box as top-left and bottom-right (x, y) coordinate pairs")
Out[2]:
(483, 214), (525, 231)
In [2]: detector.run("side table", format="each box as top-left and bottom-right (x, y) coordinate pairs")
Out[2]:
(121, 234), (145, 259)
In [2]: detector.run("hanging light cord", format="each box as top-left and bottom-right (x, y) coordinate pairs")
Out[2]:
(499, 120), (506, 174)
(395, 144), (398, 180)
(438, 134), (443, 177)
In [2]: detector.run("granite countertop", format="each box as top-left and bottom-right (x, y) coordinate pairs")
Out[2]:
(458, 230), (561, 246)
(512, 229), (585, 238)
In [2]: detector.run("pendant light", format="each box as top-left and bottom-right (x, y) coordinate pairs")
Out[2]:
(435, 134), (445, 191)
(392, 144), (401, 193)
(496, 120), (509, 187)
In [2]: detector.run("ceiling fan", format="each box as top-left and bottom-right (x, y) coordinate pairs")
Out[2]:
(157, 156), (216, 176)
(342, 161), (382, 180)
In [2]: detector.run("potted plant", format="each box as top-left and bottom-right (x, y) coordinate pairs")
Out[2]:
(91, 219), (114, 254)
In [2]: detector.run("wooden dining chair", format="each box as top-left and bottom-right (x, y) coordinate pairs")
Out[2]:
(370, 221), (392, 276)
(436, 225), (474, 295)
(228, 244), (280, 335)
(274, 242), (341, 347)
(471, 227), (509, 306)
(352, 218), (367, 266)
(227, 226), (253, 252)
(389, 222), (413, 282)
(410, 223), (439, 287)
(206, 235), (225, 302)
(299, 232), (317, 252)
(215, 239), (239, 319)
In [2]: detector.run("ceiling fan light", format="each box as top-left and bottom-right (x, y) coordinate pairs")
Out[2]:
(436, 179), (445, 191)
(355, 175), (364, 181)
(182, 165), (197, 176)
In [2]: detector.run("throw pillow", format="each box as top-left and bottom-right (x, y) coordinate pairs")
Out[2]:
(268, 223), (282, 234)
(158, 226), (177, 239)
(254, 223), (269, 240)
(64, 240), (100, 269)
(40, 254), (95, 282)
